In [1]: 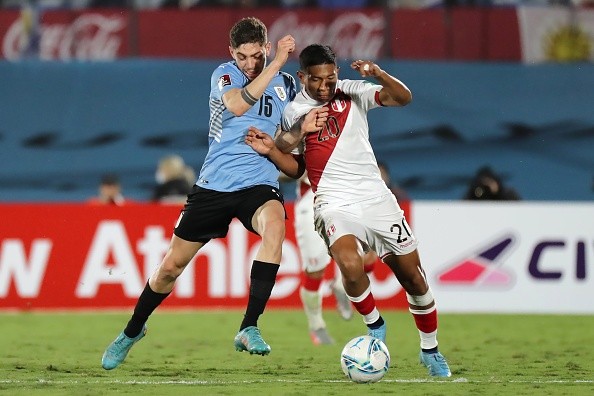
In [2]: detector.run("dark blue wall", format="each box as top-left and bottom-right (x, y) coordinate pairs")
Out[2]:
(1, 60), (593, 202)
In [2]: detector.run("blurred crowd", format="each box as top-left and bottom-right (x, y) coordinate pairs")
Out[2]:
(88, 153), (522, 206)
(0, 0), (586, 10)
(88, 154), (195, 206)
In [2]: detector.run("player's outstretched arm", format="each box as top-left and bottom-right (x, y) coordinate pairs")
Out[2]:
(224, 35), (296, 116)
(351, 60), (412, 107)
(245, 127), (305, 179)
(275, 107), (328, 154)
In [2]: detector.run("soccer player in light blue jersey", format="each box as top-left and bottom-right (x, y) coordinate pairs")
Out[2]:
(101, 17), (328, 370)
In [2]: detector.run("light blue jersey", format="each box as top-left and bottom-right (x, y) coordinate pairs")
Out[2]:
(197, 61), (296, 192)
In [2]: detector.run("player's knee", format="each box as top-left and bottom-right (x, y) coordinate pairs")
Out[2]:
(158, 258), (188, 283)
(335, 257), (364, 284)
(261, 217), (285, 244)
(399, 267), (428, 294)
(341, 271), (366, 287)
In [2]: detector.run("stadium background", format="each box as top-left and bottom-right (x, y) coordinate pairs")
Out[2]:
(0, 5), (593, 313)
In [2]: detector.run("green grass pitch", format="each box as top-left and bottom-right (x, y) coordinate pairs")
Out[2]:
(1, 310), (593, 395)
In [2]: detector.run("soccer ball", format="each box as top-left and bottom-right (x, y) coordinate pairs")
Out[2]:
(340, 335), (390, 383)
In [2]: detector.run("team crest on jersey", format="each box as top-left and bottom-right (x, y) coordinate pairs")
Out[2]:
(326, 224), (336, 237)
(218, 74), (231, 91)
(274, 86), (287, 101)
(330, 98), (347, 112)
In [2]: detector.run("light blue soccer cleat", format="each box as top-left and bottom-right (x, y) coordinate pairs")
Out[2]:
(234, 326), (271, 355)
(367, 322), (387, 343)
(419, 351), (452, 377)
(101, 324), (147, 370)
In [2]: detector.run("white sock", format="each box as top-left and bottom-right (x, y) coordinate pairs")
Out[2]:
(300, 287), (326, 330)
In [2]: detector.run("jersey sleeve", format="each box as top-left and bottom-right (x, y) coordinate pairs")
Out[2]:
(211, 63), (245, 101)
(338, 79), (382, 113)
(281, 102), (307, 155)
(282, 102), (300, 131)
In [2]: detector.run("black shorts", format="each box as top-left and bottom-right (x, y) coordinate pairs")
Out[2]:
(173, 185), (286, 243)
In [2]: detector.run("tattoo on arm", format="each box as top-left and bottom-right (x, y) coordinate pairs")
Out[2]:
(275, 119), (305, 154)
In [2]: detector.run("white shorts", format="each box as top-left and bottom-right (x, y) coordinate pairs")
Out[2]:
(314, 193), (418, 259)
(294, 188), (332, 273)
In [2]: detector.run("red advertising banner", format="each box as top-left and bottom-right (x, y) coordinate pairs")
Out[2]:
(0, 7), (521, 61)
(1, 9), (129, 61)
(0, 203), (408, 311)
(391, 9), (449, 60)
(136, 8), (233, 59)
(136, 8), (387, 60)
(263, 9), (386, 60)
(390, 8), (521, 61)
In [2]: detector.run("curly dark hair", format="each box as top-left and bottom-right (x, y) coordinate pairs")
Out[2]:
(229, 17), (267, 49)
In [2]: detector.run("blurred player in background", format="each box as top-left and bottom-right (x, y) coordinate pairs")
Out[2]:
(101, 17), (327, 370)
(378, 161), (409, 202)
(245, 44), (451, 377)
(292, 171), (379, 345)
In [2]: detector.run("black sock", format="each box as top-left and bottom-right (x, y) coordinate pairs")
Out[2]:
(368, 316), (385, 329)
(239, 261), (279, 331)
(422, 346), (439, 354)
(123, 282), (170, 338)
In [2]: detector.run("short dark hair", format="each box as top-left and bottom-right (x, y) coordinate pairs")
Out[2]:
(229, 17), (267, 49)
(299, 44), (336, 71)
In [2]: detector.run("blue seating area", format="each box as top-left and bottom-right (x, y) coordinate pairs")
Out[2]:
(1, 60), (592, 202)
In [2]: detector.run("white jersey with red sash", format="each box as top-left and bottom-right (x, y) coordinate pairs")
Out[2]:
(282, 79), (417, 257)
(282, 79), (391, 208)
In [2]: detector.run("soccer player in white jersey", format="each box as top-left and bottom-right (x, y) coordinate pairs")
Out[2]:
(294, 172), (348, 345)
(101, 18), (327, 370)
(294, 172), (382, 345)
(245, 44), (451, 377)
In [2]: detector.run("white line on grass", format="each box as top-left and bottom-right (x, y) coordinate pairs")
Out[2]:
(0, 379), (593, 385)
